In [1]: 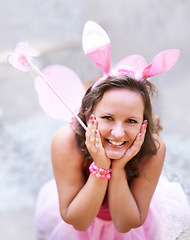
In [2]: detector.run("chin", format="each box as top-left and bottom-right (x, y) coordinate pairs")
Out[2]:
(105, 151), (126, 160)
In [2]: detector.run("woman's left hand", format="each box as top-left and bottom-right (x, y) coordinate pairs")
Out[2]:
(111, 120), (147, 170)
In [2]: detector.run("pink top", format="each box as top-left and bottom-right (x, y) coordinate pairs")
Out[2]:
(97, 196), (112, 221)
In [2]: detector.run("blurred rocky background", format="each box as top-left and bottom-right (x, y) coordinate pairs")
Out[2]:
(0, 0), (189, 239)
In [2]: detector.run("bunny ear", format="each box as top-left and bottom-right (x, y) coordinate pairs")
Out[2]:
(142, 49), (180, 79)
(34, 65), (85, 122)
(82, 20), (111, 74)
(114, 55), (147, 72)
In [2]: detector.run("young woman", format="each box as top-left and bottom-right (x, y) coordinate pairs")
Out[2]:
(7, 19), (189, 240)
(33, 20), (190, 240)
(35, 76), (190, 240)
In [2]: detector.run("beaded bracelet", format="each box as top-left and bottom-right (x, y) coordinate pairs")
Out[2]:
(89, 162), (112, 179)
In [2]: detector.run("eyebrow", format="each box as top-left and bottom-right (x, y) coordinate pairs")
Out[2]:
(98, 112), (113, 116)
(96, 112), (113, 117)
(97, 113), (143, 120)
(129, 116), (143, 120)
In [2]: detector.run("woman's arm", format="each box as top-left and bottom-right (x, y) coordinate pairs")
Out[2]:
(51, 124), (109, 231)
(108, 134), (166, 233)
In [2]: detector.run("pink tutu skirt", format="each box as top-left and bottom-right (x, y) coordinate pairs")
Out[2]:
(34, 176), (190, 240)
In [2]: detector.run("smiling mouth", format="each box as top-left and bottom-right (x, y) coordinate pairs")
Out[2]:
(107, 139), (125, 146)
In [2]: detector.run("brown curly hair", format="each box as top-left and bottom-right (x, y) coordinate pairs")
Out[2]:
(74, 76), (162, 180)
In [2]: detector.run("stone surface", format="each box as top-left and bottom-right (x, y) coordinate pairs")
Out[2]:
(0, 0), (190, 239)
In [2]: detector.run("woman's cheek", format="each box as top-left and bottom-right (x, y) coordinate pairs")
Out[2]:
(127, 125), (141, 139)
(96, 120), (107, 132)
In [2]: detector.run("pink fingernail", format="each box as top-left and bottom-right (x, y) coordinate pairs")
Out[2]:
(138, 133), (142, 137)
(90, 115), (93, 120)
(95, 130), (98, 134)
(92, 120), (95, 125)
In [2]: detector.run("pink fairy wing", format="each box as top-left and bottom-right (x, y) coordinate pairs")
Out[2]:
(142, 49), (180, 79)
(82, 21), (111, 74)
(34, 65), (85, 122)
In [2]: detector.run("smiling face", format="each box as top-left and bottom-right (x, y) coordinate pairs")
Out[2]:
(92, 88), (144, 160)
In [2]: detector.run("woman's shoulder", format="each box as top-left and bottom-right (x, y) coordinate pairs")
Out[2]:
(51, 124), (84, 164)
(153, 133), (166, 155)
(52, 124), (76, 146)
(136, 133), (166, 181)
(144, 133), (166, 174)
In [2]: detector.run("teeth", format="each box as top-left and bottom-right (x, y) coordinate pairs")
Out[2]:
(108, 140), (125, 146)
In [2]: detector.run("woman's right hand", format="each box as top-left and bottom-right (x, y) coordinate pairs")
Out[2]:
(85, 115), (111, 169)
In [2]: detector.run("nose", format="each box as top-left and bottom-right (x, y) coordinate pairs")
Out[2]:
(111, 123), (126, 140)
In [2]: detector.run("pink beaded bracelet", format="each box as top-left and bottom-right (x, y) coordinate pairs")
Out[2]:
(89, 162), (111, 179)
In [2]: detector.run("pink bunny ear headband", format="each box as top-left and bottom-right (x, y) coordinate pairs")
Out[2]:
(82, 21), (180, 90)
(8, 21), (180, 131)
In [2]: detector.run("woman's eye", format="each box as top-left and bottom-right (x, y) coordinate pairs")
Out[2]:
(102, 116), (112, 120)
(127, 119), (137, 124)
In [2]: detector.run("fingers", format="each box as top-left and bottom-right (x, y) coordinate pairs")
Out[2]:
(137, 119), (147, 141)
(141, 120), (148, 142)
(86, 115), (101, 149)
(86, 115), (95, 135)
(133, 120), (148, 149)
(94, 130), (101, 147)
(141, 120), (148, 136)
(126, 120), (148, 158)
(89, 115), (97, 141)
(86, 117), (111, 168)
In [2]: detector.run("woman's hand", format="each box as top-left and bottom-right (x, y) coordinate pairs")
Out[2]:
(85, 115), (111, 169)
(112, 120), (147, 170)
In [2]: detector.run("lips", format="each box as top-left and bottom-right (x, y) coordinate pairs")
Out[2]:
(107, 139), (125, 146)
